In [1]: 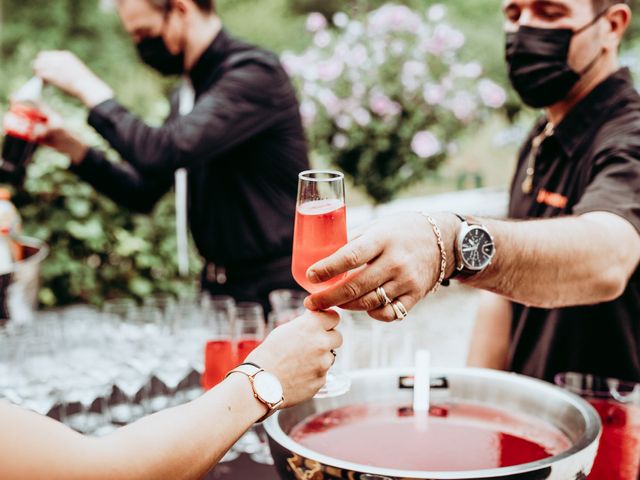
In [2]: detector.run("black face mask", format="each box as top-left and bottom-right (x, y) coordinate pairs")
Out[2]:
(136, 34), (184, 76)
(505, 12), (606, 108)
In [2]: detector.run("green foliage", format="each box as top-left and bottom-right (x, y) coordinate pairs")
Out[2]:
(1, 0), (199, 307)
(218, 0), (309, 53)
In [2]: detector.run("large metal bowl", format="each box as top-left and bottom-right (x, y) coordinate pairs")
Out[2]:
(265, 368), (601, 480)
(0, 236), (48, 323)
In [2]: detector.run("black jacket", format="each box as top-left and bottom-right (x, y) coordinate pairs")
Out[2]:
(71, 29), (309, 268)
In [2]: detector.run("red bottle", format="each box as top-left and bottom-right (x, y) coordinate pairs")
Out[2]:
(1, 78), (48, 185)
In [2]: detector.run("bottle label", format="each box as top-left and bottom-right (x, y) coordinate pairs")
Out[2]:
(3, 104), (48, 142)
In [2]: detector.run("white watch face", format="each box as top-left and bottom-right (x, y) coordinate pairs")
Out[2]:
(253, 372), (283, 405)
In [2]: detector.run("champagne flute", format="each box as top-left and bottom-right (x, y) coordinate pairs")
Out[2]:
(291, 169), (351, 398)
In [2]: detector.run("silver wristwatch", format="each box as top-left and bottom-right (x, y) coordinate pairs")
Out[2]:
(451, 214), (496, 279)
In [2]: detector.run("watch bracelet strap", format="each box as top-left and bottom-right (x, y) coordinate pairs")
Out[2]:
(225, 363), (262, 379)
(225, 363), (282, 423)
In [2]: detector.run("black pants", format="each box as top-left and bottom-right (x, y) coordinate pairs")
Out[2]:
(200, 255), (303, 315)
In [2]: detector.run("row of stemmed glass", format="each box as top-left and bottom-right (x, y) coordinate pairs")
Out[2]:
(0, 294), (224, 435)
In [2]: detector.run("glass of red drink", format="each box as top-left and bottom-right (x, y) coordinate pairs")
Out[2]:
(555, 372), (640, 480)
(292, 169), (350, 398)
(201, 298), (236, 391)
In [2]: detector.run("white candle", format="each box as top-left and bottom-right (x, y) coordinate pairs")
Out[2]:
(413, 349), (431, 413)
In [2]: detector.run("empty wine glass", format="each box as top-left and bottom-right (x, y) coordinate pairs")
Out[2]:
(268, 289), (306, 330)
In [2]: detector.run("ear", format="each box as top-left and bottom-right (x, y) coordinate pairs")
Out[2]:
(173, 0), (190, 15)
(602, 4), (631, 51)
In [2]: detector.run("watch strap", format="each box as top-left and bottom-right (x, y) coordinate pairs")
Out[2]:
(226, 363), (262, 378)
(444, 214), (467, 284)
(225, 363), (284, 423)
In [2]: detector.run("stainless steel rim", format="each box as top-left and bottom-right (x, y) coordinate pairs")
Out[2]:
(265, 367), (601, 479)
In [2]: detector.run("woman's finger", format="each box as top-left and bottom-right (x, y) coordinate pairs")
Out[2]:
(327, 329), (343, 350)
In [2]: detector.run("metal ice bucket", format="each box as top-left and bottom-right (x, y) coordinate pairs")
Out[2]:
(265, 368), (601, 480)
(0, 236), (48, 323)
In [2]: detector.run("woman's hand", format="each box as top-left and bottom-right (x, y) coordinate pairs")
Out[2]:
(246, 310), (342, 407)
(303, 213), (458, 321)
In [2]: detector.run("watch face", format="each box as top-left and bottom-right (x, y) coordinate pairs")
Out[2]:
(253, 372), (283, 404)
(461, 227), (495, 270)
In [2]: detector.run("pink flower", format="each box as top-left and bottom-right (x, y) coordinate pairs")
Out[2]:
(452, 62), (482, 79)
(306, 12), (327, 33)
(369, 5), (421, 34)
(427, 4), (446, 22)
(317, 89), (341, 117)
(314, 31), (332, 48)
(353, 108), (372, 127)
(428, 24), (465, 55)
(332, 134), (349, 149)
(411, 131), (442, 158)
(352, 44), (369, 66)
(478, 79), (507, 109)
(333, 12), (349, 28)
(300, 101), (317, 127)
(280, 52), (300, 76)
(318, 60), (344, 82)
(370, 93), (401, 117)
(423, 84), (445, 105)
(450, 91), (476, 121)
(336, 114), (353, 130)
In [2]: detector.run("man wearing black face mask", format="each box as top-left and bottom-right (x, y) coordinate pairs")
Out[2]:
(466, 0), (640, 381)
(291, 0), (639, 393)
(33, 0), (308, 313)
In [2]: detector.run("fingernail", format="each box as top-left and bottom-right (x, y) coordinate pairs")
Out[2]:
(307, 269), (319, 283)
(304, 297), (317, 310)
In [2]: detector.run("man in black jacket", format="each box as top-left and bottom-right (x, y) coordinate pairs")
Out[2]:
(34, 0), (308, 312)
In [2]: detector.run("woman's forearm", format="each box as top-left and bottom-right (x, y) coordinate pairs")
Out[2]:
(0, 374), (265, 480)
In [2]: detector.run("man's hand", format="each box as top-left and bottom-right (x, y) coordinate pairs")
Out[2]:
(246, 310), (342, 407)
(37, 105), (88, 165)
(33, 51), (114, 108)
(303, 213), (458, 322)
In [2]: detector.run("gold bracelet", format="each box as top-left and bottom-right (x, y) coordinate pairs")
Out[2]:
(420, 213), (447, 295)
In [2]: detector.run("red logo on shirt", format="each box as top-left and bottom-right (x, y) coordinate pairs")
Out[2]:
(536, 188), (568, 209)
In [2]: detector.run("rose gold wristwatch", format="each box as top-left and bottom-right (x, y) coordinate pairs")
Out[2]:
(225, 363), (285, 423)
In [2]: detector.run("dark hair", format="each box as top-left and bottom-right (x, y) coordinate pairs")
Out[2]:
(149, 0), (215, 13)
(591, 0), (628, 13)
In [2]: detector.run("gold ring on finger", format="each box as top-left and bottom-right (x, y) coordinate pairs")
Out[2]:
(375, 286), (392, 307)
(395, 300), (408, 317)
(391, 301), (407, 321)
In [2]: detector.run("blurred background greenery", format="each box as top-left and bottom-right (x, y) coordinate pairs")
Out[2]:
(0, 0), (638, 306)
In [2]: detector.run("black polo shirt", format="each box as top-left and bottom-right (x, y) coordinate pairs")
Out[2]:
(71, 29), (308, 270)
(508, 68), (640, 383)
